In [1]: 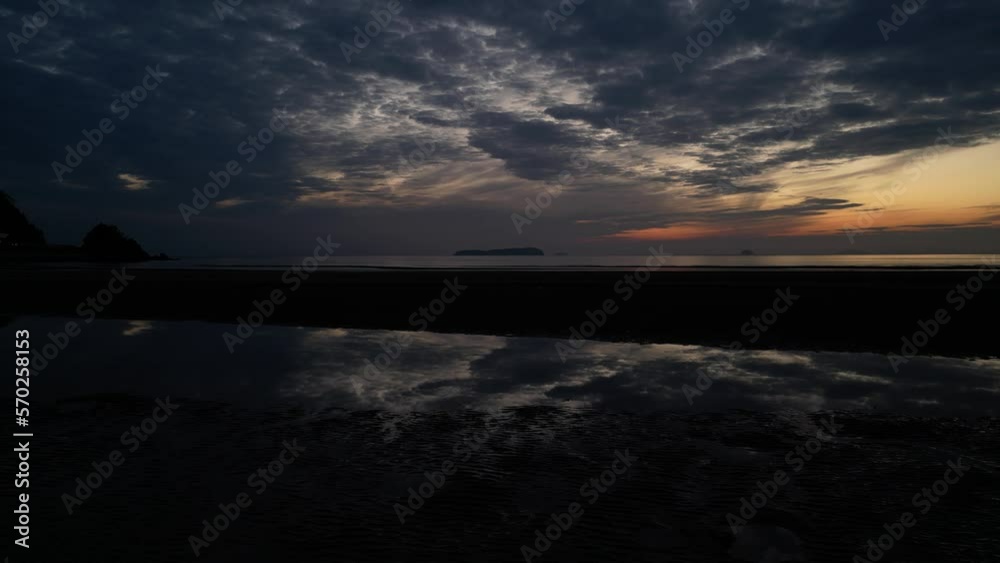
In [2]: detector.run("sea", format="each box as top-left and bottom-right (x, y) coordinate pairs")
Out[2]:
(130, 253), (994, 271)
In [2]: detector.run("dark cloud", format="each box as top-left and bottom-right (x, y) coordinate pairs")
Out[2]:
(1, 0), (997, 254)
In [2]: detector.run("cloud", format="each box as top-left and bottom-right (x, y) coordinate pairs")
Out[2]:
(117, 173), (151, 191)
(1, 0), (998, 254)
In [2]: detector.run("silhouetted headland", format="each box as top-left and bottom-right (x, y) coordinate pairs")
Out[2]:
(0, 192), (168, 263)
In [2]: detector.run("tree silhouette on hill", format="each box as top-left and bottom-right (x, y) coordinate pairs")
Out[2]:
(82, 223), (151, 261)
(0, 191), (46, 247)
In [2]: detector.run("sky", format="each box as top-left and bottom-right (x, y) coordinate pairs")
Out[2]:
(1, 0), (998, 256)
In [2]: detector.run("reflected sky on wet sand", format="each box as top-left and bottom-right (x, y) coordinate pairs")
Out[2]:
(16, 317), (1000, 563)
(21, 317), (1000, 417)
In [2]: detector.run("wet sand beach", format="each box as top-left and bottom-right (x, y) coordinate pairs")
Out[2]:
(2, 266), (997, 357)
(11, 318), (1000, 562)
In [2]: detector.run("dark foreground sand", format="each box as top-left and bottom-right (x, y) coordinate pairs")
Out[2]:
(2, 267), (997, 357)
(25, 400), (1000, 562)
(10, 315), (998, 562)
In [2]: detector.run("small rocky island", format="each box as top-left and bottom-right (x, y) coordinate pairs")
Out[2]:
(454, 247), (544, 256)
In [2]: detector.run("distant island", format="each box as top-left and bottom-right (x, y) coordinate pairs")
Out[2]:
(455, 247), (544, 256)
(740, 249), (755, 256)
(1, 191), (168, 262)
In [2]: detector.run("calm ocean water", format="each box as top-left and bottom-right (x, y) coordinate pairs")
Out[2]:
(137, 254), (992, 271)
